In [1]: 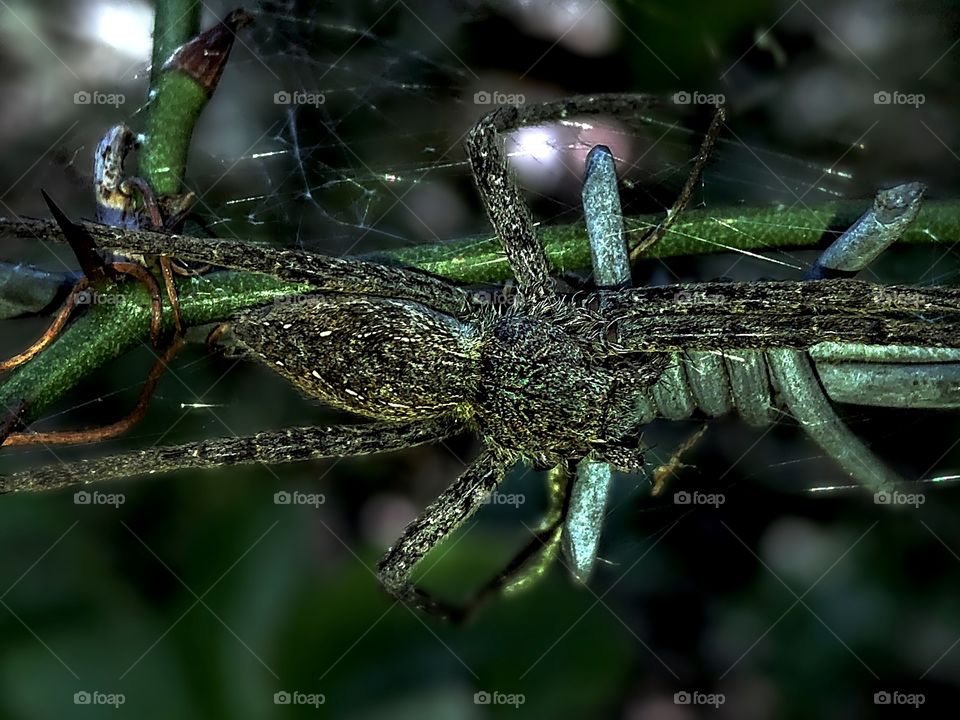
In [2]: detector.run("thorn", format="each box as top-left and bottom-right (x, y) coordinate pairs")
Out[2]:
(40, 190), (112, 283)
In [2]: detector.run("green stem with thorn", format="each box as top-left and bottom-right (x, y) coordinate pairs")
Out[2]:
(0, 272), (309, 419)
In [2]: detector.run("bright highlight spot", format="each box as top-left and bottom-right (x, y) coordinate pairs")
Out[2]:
(87, 1), (153, 59)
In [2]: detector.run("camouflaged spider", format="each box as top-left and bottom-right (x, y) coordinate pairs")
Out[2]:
(5, 94), (960, 621)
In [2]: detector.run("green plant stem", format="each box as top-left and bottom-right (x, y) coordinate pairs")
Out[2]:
(149, 0), (200, 86)
(141, 73), (208, 196)
(0, 272), (309, 419)
(143, 0), (203, 194)
(369, 199), (960, 283)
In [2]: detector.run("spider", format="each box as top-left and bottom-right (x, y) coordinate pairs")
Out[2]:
(2, 94), (959, 622)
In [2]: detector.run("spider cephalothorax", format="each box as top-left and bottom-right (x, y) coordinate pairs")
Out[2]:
(473, 297), (661, 469)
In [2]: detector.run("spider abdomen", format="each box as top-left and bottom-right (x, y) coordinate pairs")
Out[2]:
(233, 295), (479, 422)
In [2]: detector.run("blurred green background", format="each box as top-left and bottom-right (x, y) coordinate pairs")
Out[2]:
(1, 0), (960, 717)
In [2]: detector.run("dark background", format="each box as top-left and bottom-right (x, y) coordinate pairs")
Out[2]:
(1, 0), (959, 717)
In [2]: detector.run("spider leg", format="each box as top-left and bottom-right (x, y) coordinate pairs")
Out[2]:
(465, 108), (551, 295)
(0, 418), (459, 494)
(86, 231), (472, 317)
(465, 94), (664, 297)
(376, 451), (506, 620)
(767, 182), (928, 494)
(629, 105), (726, 262)
(410, 463), (572, 624)
(562, 145), (629, 584)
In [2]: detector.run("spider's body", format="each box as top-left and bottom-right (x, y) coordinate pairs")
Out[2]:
(472, 304), (659, 469)
(234, 291), (659, 470)
(235, 295), (477, 422)
(4, 94), (959, 622)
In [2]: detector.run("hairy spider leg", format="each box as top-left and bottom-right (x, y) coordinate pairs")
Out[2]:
(629, 105), (726, 261)
(87, 230), (473, 317)
(376, 452), (507, 620)
(768, 182), (928, 494)
(0, 419), (458, 493)
(563, 145), (630, 584)
(377, 462), (575, 621)
(464, 94), (675, 297)
(378, 458), (571, 623)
